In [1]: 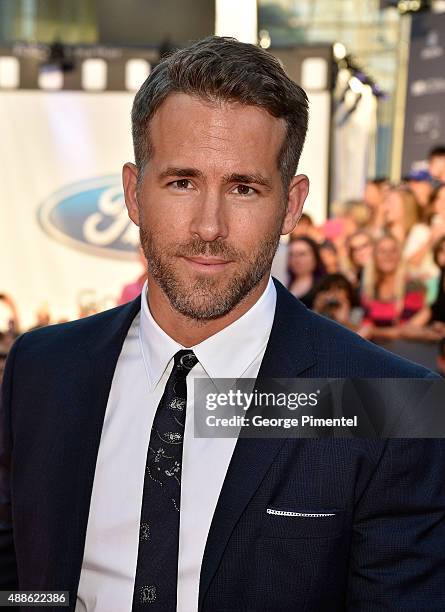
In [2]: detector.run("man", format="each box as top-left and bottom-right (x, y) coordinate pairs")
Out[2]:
(429, 145), (445, 184)
(363, 176), (390, 210)
(312, 273), (358, 328)
(1, 37), (444, 612)
(405, 169), (433, 209)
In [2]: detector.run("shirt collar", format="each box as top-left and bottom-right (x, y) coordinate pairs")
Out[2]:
(139, 277), (276, 390)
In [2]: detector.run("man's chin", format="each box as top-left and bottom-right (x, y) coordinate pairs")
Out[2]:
(162, 274), (256, 321)
(168, 285), (237, 321)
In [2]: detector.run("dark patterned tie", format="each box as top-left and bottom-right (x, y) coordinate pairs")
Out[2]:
(132, 349), (198, 610)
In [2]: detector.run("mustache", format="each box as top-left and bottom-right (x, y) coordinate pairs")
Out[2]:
(175, 237), (242, 260)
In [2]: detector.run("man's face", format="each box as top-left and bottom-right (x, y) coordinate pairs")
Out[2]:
(429, 155), (445, 182)
(124, 93), (307, 320)
(408, 180), (432, 207)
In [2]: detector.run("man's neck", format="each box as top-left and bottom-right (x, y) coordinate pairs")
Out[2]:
(145, 276), (270, 347)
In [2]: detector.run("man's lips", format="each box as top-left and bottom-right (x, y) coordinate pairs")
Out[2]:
(182, 256), (233, 272)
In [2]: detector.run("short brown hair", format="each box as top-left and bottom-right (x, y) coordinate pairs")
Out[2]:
(131, 36), (309, 189)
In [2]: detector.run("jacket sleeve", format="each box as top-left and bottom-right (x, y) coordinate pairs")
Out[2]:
(0, 335), (23, 588)
(346, 438), (445, 610)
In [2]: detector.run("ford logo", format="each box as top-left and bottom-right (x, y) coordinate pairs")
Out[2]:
(38, 176), (139, 260)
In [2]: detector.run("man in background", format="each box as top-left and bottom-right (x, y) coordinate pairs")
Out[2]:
(429, 145), (445, 184)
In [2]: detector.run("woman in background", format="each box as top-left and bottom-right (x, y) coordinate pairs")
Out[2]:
(319, 240), (340, 274)
(405, 236), (445, 339)
(287, 236), (326, 309)
(430, 236), (445, 325)
(383, 186), (434, 280)
(359, 234), (425, 341)
(344, 230), (374, 289)
(427, 184), (445, 246)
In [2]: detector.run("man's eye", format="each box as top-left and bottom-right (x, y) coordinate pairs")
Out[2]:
(234, 185), (255, 196)
(172, 179), (192, 189)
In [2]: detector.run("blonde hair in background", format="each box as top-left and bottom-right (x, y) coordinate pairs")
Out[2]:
(390, 186), (420, 234)
(362, 233), (407, 321)
(346, 200), (372, 229)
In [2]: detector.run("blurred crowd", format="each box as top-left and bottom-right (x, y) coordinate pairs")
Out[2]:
(285, 145), (445, 375)
(2, 146), (445, 381)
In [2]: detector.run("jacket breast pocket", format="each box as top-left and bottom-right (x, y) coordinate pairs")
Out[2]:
(261, 507), (345, 539)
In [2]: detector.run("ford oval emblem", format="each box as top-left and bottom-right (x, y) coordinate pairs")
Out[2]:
(38, 176), (139, 260)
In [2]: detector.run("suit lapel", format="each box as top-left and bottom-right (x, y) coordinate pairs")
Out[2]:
(62, 298), (141, 609)
(198, 280), (317, 609)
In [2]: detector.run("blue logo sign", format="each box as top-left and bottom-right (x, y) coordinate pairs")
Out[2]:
(38, 176), (139, 259)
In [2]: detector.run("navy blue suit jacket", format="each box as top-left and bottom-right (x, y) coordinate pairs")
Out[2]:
(1, 279), (445, 611)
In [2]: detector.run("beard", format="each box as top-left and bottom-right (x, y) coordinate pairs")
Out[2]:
(139, 221), (282, 321)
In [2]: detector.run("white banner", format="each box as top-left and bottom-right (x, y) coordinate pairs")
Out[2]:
(332, 77), (377, 204)
(0, 90), (140, 329)
(299, 91), (331, 226)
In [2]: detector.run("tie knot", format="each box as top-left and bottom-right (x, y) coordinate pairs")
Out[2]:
(173, 349), (198, 373)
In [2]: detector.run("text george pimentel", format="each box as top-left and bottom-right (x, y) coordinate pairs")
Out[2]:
(205, 415), (358, 429)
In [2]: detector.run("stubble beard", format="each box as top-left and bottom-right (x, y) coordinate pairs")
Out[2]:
(139, 222), (283, 321)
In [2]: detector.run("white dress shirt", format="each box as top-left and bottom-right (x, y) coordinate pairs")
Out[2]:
(76, 277), (276, 612)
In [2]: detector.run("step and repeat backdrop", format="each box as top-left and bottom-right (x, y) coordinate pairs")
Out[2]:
(0, 89), (138, 328)
(402, 10), (445, 175)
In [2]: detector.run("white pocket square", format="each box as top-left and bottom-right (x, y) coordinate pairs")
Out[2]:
(266, 508), (336, 518)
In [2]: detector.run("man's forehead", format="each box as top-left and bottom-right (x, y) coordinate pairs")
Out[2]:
(151, 92), (286, 135)
(146, 93), (286, 177)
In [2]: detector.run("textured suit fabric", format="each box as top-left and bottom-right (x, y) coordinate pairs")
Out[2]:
(1, 279), (444, 611)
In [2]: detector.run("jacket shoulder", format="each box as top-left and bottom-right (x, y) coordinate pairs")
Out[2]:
(10, 299), (139, 360)
(305, 309), (433, 378)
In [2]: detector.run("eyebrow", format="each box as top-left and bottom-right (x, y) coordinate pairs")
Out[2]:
(223, 173), (273, 190)
(158, 167), (204, 180)
(158, 167), (273, 190)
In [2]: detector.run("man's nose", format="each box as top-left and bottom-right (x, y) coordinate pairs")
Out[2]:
(189, 190), (229, 242)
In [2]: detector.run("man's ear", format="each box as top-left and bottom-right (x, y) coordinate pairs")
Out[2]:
(281, 174), (309, 235)
(122, 162), (140, 227)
